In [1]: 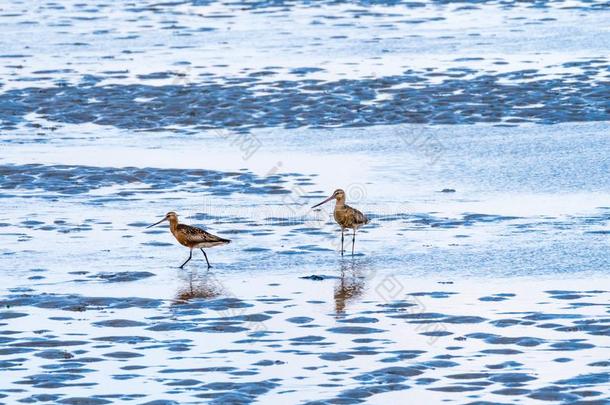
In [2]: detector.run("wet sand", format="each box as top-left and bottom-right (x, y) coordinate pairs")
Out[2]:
(2, 273), (610, 404)
(1, 0), (609, 404)
(1, 120), (608, 403)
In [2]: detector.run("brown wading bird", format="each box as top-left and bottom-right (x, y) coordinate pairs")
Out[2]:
(146, 212), (231, 268)
(312, 189), (369, 256)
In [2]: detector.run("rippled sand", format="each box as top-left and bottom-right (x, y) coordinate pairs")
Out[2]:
(2, 274), (610, 404)
(1, 0), (609, 404)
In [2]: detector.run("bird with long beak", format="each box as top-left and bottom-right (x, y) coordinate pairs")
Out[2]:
(312, 189), (369, 256)
(146, 212), (231, 269)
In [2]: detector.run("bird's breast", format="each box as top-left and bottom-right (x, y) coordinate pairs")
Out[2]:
(171, 230), (190, 246)
(334, 208), (353, 228)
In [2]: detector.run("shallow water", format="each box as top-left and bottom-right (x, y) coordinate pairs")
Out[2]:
(2, 275), (610, 404)
(1, 0), (609, 404)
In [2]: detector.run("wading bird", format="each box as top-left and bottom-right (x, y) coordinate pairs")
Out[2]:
(312, 189), (369, 256)
(146, 212), (230, 269)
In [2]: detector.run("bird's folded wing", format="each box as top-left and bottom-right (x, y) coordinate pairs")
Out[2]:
(178, 224), (230, 243)
(351, 208), (369, 225)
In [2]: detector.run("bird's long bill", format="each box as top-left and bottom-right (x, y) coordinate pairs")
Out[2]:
(146, 217), (167, 228)
(311, 195), (334, 209)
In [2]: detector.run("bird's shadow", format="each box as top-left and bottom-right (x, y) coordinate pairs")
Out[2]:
(173, 270), (226, 304)
(334, 257), (374, 315)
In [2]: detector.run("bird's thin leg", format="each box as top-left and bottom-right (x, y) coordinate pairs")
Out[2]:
(200, 248), (211, 269)
(179, 249), (193, 269)
(352, 228), (356, 256)
(341, 229), (344, 256)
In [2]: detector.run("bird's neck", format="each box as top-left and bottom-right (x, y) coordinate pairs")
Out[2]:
(168, 218), (179, 232)
(335, 197), (346, 208)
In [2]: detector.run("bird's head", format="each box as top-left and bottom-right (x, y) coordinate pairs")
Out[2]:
(312, 189), (346, 209)
(146, 211), (179, 228)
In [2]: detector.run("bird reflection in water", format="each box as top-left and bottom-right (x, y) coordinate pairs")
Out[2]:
(174, 271), (225, 303)
(334, 259), (369, 314)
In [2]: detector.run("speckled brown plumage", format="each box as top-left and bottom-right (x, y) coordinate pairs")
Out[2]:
(172, 223), (231, 248)
(147, 211), (230, 268)
(312, 189), (369, 256)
